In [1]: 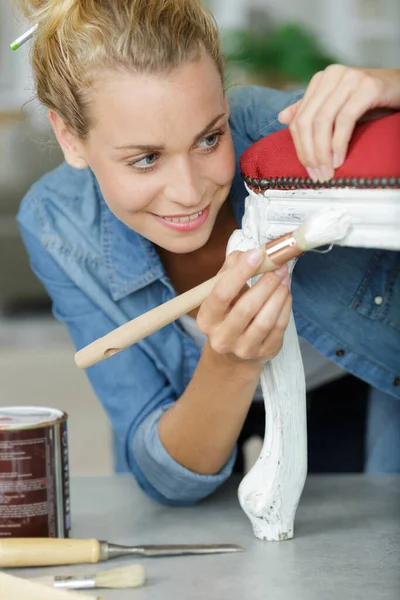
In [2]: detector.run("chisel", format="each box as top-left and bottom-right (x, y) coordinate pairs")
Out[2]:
(0, 538), (244, 567)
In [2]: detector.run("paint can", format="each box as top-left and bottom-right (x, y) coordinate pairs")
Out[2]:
(0, 407), (70, 538)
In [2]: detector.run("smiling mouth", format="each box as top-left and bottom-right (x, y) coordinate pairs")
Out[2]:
(157, 207), (207, 223)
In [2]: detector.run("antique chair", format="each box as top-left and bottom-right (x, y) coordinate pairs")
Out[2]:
(231, 111), (400, 541)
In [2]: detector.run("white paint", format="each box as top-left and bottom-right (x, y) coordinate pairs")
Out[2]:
(228, 222), (307, 542)
(240, 304), (307, 541)
(294, 208), (352, 248)
(231, 184), (400, 541)
(245, 186), (400, 250)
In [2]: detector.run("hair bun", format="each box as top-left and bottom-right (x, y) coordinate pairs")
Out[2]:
(14, 0), (78, 37)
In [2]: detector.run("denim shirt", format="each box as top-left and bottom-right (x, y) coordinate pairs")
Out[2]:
(17, 86), (400, 505)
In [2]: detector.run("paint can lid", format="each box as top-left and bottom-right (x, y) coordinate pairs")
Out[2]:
(0, 406), (67, 430)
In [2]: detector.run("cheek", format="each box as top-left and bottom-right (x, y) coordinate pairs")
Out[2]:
(210, 141), (236, 186)
(94, 165), (160, 213)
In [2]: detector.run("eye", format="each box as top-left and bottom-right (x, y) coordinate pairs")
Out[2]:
(197, 133), (220, 150)
(128, 153), (158, 169)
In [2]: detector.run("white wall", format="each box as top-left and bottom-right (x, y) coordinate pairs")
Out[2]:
(211, 0), (400, 67)
(209, 0), (248, 30)
(319, 0), (400, 68)
(0, 2), (34, 110)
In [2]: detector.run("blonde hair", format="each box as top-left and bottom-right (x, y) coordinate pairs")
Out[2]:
(15, 0), (224, 138)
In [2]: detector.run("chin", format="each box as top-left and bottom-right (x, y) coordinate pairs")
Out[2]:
(161, 228), (213, 254)
(164, 237), (209, 255)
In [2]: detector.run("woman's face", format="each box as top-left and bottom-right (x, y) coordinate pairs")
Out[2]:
(78, 55), (236, 254)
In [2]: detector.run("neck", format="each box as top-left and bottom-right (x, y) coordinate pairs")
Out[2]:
(156, 199), (238, 300)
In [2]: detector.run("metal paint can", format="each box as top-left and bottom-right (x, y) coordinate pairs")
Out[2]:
(0, 407), (70, 538)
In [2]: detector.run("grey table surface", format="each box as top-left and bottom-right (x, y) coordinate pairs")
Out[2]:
(8, 475), (400, 600)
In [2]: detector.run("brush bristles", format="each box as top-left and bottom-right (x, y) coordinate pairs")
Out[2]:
(94, 564), (146, 589)
(293, 209), (352, 250)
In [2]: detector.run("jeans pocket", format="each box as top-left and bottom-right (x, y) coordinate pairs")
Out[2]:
(351, 250), (400, 333)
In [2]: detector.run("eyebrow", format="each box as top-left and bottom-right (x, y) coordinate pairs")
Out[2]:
(113, 113), (226, 151)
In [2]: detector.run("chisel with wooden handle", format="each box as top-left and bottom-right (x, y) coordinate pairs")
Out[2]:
(0, 538), (244, 567)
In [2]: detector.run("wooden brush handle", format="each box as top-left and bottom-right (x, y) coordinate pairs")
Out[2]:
(0, 538), (101, 568)
(74, 250), (280, 369)
(74, 274), (219, 369)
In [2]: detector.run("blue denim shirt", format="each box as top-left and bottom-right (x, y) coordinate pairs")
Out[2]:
(17, 86), (400, 505)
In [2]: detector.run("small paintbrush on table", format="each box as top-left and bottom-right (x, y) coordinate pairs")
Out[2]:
(34, 564), (146, 590)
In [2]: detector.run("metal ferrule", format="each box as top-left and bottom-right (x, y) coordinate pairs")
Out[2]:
(54, 575), (95, 590)
(104, 542), (146, 559)
(264, 233), (301, 265)
(99, 540), (110, 561)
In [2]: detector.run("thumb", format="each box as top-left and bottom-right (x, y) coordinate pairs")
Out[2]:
(278, 100), (300, 125)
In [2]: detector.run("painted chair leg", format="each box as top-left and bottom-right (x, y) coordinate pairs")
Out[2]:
(227, 226), (308, 541)
(237, 296), (307, 541)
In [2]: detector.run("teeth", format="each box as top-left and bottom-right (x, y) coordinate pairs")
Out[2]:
(163, 210), (203, 223)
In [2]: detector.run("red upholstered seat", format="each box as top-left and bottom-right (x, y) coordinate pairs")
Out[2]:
(241, 111), (400, 191)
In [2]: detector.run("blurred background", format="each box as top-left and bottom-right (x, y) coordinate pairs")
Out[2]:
(0, 0), (399, 476)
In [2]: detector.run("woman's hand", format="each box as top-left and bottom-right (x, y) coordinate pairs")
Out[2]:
(196, 248), (292, 365)
(278, 66), (400, 182)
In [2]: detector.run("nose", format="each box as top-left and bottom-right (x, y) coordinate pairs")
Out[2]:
(164, 156), (205, 208)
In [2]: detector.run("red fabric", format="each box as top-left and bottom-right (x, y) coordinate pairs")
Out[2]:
(240, 111), (400, 180)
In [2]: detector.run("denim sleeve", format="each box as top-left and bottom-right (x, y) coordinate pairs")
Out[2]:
(228, 85), (304, 158)
(18, 224), (236, 505)
(227, 85), (304, 211)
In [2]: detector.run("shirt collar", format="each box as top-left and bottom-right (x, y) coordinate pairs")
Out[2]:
(97, 183), (164, 301)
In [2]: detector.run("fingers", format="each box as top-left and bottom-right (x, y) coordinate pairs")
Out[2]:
(282, 70), (327, 174)
(278, 100), (301, 125)
(280, 65), (393, 182)
(197, 249), (292, 362)
(331, 77), (385, 168)
(258, 295), (293, 360)
(293, 69), (350, 177)
(198, 247), (265, 327)
(217, 250), (243, 273)
(210, 268), (289, 353)
(233, 282), (292, 362)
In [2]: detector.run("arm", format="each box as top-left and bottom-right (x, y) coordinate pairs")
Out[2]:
(227, 85), (304, 156)
(159, 342), (261, 475)
(159, 249), (291, 475)
(18, 225), (237, 505)
(20, 224), (290, 489)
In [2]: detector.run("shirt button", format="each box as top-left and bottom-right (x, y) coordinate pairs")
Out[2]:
(336, 349), (346, 357)
(393, 378), (400, 387)
(374, 296), (383, 305)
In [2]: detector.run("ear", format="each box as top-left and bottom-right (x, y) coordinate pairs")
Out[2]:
(48, 110), (88, 169)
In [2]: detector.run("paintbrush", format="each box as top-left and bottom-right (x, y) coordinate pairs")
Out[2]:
(0, 537), (244, 568)
(34, 564), (146, 590)
(10, 24), (38, 50)
(74, 209), (352, 368)
(0, 571), (98, 600)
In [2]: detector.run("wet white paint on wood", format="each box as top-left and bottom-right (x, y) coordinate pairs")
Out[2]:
(229, 185), (400, 541)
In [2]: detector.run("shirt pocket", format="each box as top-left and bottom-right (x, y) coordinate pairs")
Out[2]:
(351, 250), (400, 333)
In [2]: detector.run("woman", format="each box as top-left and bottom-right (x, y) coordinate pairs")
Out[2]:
(16, 0), (400, 503)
